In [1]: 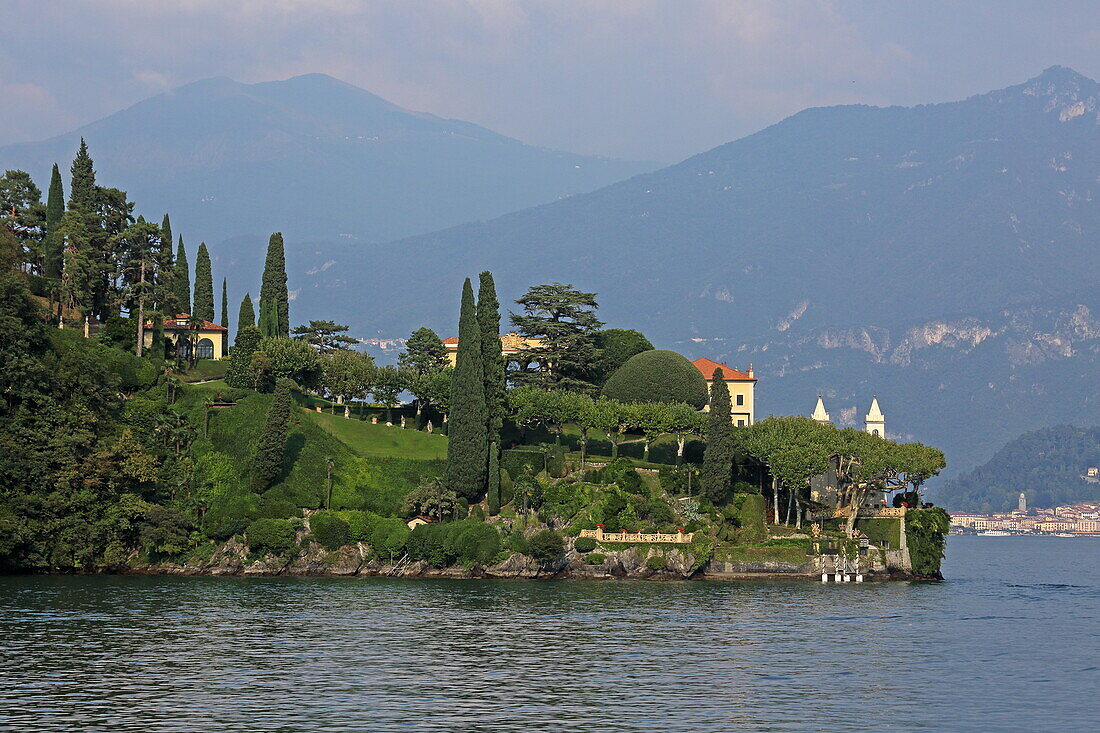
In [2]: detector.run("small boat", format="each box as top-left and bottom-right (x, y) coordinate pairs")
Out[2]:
(978, 530), (1011, 536)
(1052, 533), (1076, 538)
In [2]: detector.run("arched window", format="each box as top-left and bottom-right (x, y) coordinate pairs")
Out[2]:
(196, 338), (215, 360)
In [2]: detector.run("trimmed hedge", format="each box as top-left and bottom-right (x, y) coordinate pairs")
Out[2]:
(601, 350), (708, 408)
(574, 536), (598, 553)
(309, 511), (351, 550)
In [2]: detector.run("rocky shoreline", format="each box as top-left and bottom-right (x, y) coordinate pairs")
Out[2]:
(99, 538), (928, 582)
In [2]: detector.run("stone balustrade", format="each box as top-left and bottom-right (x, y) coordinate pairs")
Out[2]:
(830, 506), (907, 519)
(579, 526), (694, 544)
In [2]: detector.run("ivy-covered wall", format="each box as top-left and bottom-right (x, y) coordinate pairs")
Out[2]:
(905, 508), (951, 577)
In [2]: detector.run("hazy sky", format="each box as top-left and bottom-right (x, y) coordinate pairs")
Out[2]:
(3, 1), (1099, 162)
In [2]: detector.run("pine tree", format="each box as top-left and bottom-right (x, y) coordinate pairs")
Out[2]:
(221, 277), (229, 331)
(174, 236), (190, 314)
(43, 164), (65, 279)
(700, 370), (736, 503)
(251, 377), (292, 491)
(238, 293), (255, 329)
(192, 242), (213, 321)
(258, 232), (288, 338)
(477, 271), (505, 444)
(62, 139), (103, 317)
(225, 325), (262, 389)
(446, 278), (488, 501)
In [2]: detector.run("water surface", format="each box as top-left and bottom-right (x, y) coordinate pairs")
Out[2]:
(2, 536), (1097, 731)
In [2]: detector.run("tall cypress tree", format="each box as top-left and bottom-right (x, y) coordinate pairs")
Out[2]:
(174, 236), (190, 315)
(238, 293), (255, 329)
(43, 164), (65, 278)
(225, 325), (262, 389)
(193, 242), (213, 321)
(258, 232), (288, 338)
(68, 138), (96, 210)
(220, 277), (229, 331)
(446, 278), (488, 501)
(700, 370), (735, 503)
(251, 377), (292, 491)
(477, 271), (505, 445)
(157, 214), (177, 314)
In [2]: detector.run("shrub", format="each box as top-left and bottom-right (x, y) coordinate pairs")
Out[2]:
(499, 468), (514, 506)
(585, 553), (606, 565)
(245, 518), (297, 556)
(527, 529), (564, 564)
(368, 517), (409, 560)
(405, 523), (447, 566)
(574, 536), (598, 553)
(203, 493), (261, 540)
(444, 520), (502, 566)
(507, 531), (530, 555)
(601, 350), (708, 408)
(469, 504), (485, 521)
(645, 554), (667, 571)
(309, 511), (351, 550)
(340, 510), (374, 542)
(594, 458), (643, 493)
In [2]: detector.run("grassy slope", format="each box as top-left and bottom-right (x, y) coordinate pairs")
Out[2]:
(305, 409), (447, 460)
(185, 385), (444, 522)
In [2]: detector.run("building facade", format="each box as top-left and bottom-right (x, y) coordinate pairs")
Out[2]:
(691, 357), (756, 426)
(442, 332), (543, 368)
(143, 314), (228, 360)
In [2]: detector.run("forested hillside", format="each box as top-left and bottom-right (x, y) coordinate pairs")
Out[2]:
(937, 425), (1100, 512)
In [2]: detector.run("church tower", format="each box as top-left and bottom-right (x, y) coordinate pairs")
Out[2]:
(865, 396), (885, 438)
(811, 396), (831, 425)
(1018, 492), (1027, 512)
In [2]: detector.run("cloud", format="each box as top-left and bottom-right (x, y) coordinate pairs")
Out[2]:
(0, 1), (1097, 160)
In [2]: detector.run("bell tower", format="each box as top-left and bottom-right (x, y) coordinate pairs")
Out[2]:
(811, 396), (831, 425)
(865, 396), (885, 438)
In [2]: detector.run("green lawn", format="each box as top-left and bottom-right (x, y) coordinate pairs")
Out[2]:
(176, 359), (228, 382)
(305, 408), (448, 460)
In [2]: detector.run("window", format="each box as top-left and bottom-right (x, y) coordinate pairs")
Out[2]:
(737, 419), (745, 427)
(196, 338), (215, 360)
(736, 394), (745, 406)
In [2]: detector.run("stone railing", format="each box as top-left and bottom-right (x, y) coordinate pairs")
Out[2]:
(579, 526), (695, 544)
(830, 506), (907, 519)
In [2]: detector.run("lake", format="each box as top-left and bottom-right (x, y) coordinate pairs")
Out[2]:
(1, 536), (1098, 731)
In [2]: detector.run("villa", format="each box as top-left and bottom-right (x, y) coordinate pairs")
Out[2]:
(692, 357), (756, 426)
(143, 314), (228, 360)
(443, 332), (544, 368)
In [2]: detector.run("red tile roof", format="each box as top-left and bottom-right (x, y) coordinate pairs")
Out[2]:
(692, 357), (755, 381)
(441, 336), (459, 345)
(147, 313), (227, 332)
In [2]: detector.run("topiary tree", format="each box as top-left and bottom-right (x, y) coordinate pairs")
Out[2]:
(601, 350), (708, 409)
(309, 511), (351, 550)
(593, 328), (653, 384)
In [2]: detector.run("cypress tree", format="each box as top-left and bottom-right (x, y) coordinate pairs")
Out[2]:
(446, 278), (488, 501)
(251, 377), (292, 491)
(258, 232), (288, 338)
(193, 242), (213, 321)
(477, 271), (505, 444)
(238, 293), (255, 329)
(220, 277), (229, 331)
(68, 138), (96, 210)
(160, 214), (172, 258)
(175, 236), (190, 314)
(156, 214), (178, 314)
(487, 441), (501, 515)
(700, 370), (736, 503)
(225, 325), (262, 389)
(43, 164), (65, 278)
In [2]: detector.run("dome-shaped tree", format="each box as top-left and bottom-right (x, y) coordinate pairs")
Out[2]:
(601, 350), (708, 408)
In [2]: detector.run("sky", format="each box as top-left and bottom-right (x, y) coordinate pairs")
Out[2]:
(3, 1), (1099, 162)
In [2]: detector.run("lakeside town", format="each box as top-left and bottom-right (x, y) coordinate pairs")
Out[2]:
(950, 485), (1100, 536)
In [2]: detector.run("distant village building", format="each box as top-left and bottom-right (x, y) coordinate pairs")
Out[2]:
(1019, 492), (1028, 512)
(443, 332), (543, 368)
(143, 314), (227, 360)
(691, 358), (756, 426)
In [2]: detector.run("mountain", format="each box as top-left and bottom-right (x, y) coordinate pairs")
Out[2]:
(291, 66), (1099, 478)
(0, 73), (654, 244)
(938, 425), (1100, 512)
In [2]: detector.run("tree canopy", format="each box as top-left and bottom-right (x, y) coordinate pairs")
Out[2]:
(601, 350), (708, 409)
(509, 282), (603, 392)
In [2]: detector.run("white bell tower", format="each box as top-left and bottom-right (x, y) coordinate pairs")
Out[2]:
(865, 396), (885, 438)
(811, 396), (831, 425)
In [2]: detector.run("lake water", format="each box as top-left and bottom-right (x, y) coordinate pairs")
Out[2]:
(1, 536), (1098, 731)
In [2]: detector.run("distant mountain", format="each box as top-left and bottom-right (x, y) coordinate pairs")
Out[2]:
(0, 73), (654, 244)
(937, 425), (1100, 512)
(290, 66), (1099, 477)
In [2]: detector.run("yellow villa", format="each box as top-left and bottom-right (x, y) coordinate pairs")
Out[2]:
(143, 313), (228, 360)
(692, 357), (756, 426)
(442, 331), (543, 367)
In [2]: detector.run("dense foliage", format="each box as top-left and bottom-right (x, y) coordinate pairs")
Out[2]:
(445, 278), (488, 501)
(258, 232), (289, 338)
(939, 425), (1100, 512)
